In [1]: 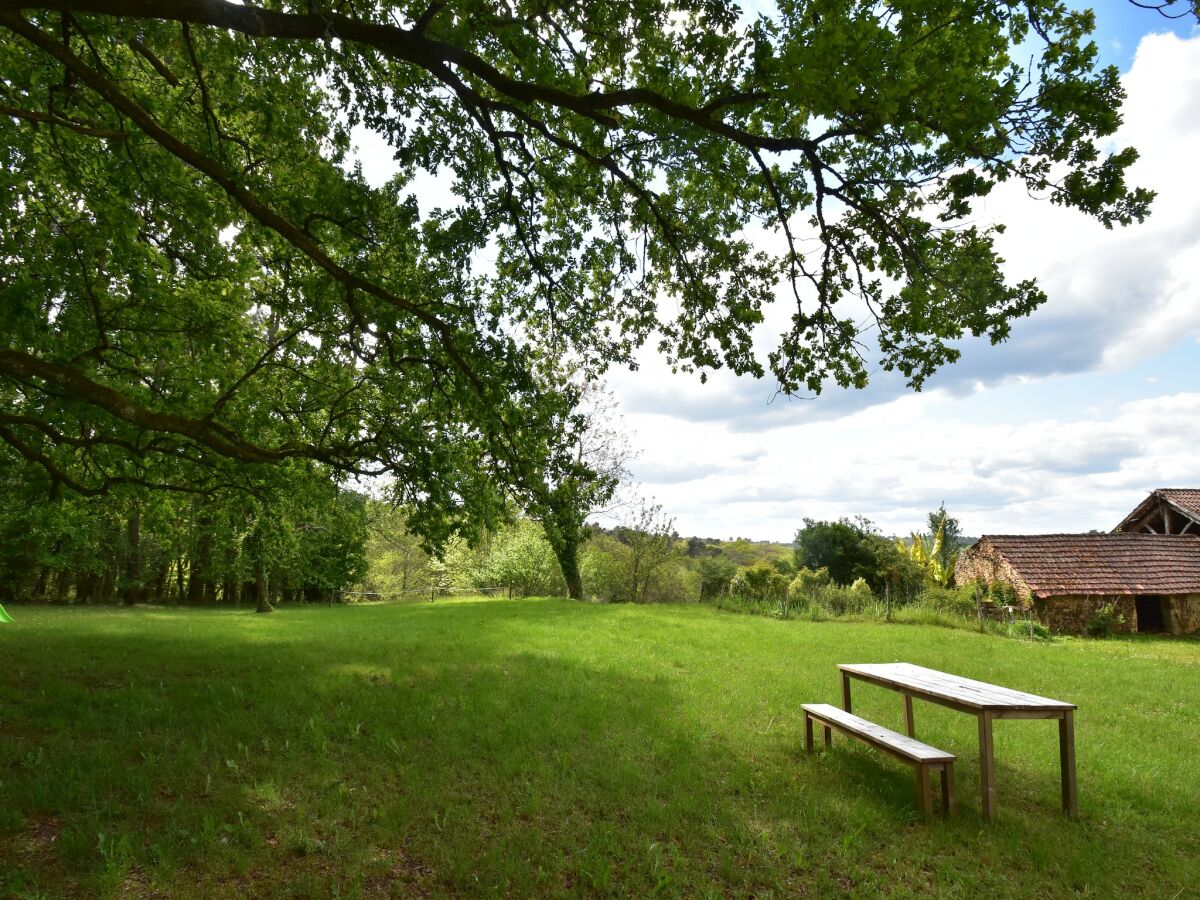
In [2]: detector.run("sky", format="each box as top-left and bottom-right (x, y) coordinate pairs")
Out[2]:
(354, 5), (1200, 542)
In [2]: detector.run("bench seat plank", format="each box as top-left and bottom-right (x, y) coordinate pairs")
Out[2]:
(802, 703), (954, 763)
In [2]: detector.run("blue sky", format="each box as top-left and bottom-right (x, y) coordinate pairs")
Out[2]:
(1087, 0), (1197, 67)
(608, 5), (1200, 541)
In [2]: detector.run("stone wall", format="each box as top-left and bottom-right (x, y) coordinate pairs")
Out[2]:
(1040, 595), (1136, 635)
(1039, 594), (1200, 635)
(954, 540), (1035, 605)
(1167, 595), (1200, 634)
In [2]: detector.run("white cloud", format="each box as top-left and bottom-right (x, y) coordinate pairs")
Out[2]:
(622, 392), (1200, 541)
(610, 31), (1200, 540)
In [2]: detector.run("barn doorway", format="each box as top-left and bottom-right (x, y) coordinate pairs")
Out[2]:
(1135, 595), (1167, 633)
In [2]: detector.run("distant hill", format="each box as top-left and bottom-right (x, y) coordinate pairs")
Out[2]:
(681, 536), (794, 568)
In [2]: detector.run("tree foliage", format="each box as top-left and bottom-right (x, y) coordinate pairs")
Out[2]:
(927, 504), (963, 570)
(793, 516), (882, 586)
(0, 448), (368, 607)
(897, 513), (958, 588)
(0, 0), (1159, 548)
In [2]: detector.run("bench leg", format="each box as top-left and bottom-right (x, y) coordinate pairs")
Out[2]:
(805, 713), (814, 752)
(823, 725), (832, 748)
(916, 765), (934, 821)
(941, 764), (956, 819)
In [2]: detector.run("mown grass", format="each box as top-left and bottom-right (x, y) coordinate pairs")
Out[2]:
(1, 598), (1198, 898)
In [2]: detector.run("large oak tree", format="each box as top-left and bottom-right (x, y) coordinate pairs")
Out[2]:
(0, 0), (1166, 557)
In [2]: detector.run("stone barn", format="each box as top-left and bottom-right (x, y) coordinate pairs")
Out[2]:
(955, 533), (1200, 635)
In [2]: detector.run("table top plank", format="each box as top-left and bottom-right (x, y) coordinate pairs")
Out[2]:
(838, 663), (1075, 711)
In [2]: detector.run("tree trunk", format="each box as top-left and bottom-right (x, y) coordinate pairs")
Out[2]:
(53, 569), (71, 604)
(75, 570), (95, 604)
(187, 515), (213, 605)
(122, 502), (141, 606)
(542, 518), (584, 600)
(34, 567), (49, 601)
(154, 565), (169, 604)
(255, 565), (273, 613)
(559, 547), (583, 600)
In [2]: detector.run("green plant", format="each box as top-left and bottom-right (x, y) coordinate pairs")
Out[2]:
(1086, 602), (1126, 638)
(788, 566), (833, 600)
(895, 517), (958, 588)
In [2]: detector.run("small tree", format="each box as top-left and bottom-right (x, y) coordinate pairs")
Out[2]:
(696, 556), (736, 600)
(794, 517), (884, 586)
(926, 504), (963, 576)
(897, 516), (957, 588)
(481, 520), (565, 598)
(617, 502), (678, 604)
(527, 379), (631, 600)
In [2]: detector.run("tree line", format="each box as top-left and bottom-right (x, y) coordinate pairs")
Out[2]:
(0, 452), (368, 612)
(356, 500), (969, 608)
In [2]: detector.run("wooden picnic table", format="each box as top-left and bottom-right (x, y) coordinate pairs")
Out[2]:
(838, 662), (1077, 821)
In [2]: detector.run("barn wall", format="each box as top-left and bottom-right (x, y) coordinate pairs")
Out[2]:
(1167, 595), (1200, 635)
(1041, 594), (1200, 635)
(954, 541), (1035, 604)
(1040, 595), (1136, 635)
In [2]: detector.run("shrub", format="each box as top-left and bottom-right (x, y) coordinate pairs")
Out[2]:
(1086, 602), (1125, 638)
(848, 578), (873, 600)
(920, 585), (978, 617)
(728, 569), (750, 599)
(581, 540), (626, 602)
(788, 566), (832, 600)
(988, 581), (1018, 607)
(696, 556), (736, 600)
(811, 583), (873, 616)
(1000, 619), (1052, 641)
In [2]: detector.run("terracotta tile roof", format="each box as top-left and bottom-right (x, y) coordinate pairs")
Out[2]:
(975, 533), (1200, 597)
(1159, 489), (1200, 520)
(1116, 488), (1200, 532)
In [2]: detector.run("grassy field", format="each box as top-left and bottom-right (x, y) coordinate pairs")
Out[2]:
(2, 599), (1198, 898)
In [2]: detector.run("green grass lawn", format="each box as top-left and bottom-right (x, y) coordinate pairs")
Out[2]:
(2, 599), (1198, 898)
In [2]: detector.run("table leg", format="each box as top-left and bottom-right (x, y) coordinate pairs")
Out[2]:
(978, 711), (996, 822)
(842, 671), (853, 713)
(903, 694), (915, 737)
(804, 713), (814, 752)
(1059, 710), (1078, 818)
(823, 725), (832, 748)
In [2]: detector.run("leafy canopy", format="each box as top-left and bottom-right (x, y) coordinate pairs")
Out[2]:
(0, 1), (1156, 543)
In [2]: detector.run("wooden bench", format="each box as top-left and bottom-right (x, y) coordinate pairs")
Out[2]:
(803, 703), (956, 819)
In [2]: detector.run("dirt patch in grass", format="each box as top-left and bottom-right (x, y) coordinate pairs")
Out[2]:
(19, 815), (63, 864)
(361, 844), (438, 897)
